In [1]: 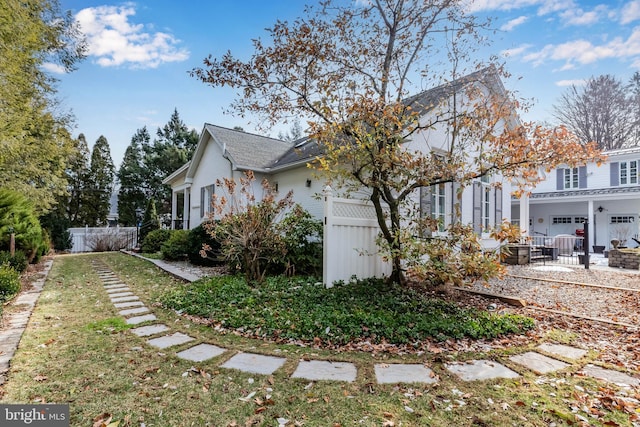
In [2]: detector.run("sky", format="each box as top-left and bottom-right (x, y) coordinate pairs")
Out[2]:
(52, 0), (640, 168)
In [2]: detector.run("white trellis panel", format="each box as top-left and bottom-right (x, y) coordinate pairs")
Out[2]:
(323, 187), (391, 286)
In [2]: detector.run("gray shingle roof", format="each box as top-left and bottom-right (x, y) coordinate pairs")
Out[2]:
(175, 67), (506, 178)
(205, 124), (294, 170)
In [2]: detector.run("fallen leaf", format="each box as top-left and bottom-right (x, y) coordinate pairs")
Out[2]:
(33, 375), (47, 382)
(92, 413), (112, 427)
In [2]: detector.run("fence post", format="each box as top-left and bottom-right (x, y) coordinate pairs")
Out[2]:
(583, 221), (589, 269)
(323, 186), (333, 288)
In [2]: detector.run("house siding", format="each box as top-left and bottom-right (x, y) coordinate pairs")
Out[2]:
(270, 166), (324, 220)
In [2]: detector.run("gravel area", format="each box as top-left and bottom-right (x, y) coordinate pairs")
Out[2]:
(477, 264), (640, 326)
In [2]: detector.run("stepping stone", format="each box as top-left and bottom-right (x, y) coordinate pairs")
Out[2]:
(537, 343), (587, 360)
(509, 352), (569, 374)
(126, 314), (156, 325)
(102, 279), (120, 284)
(111, 296), (140, 303)
(221, 353), (286, 375)
(114, 301), (144, 308)
(104, 283), (128, 289)
(445, 360), (519, 381)
(581, 364), (640, 387)
(146, 332), (195, 349)
(107, 286), (131, 298)
(105, 286), (130, 293)
(119, 307), (149, 316)
(176, 343), (226, 362)
(130, 324), (170, 337)
(374, 363), (437, 384)
(291, 360), (357, 382)
(109, 291), (134, 298)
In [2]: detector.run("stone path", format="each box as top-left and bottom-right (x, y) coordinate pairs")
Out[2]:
(0, 259), (53, 386)
(2, 257), (638, 391)
(88, 259), (640, 388)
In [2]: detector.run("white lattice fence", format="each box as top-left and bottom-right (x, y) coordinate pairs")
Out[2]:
(323, 187), (391, 286)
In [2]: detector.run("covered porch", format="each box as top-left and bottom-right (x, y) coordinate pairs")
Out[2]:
(513, 188), (640, 252)
(162, 162), (191, 230)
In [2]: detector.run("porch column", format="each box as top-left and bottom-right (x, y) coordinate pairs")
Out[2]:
(182, 188), (190, 230)
(171, 191), (178, 230)
(587, 199), (594, 250)
(519, 193), (530, 237)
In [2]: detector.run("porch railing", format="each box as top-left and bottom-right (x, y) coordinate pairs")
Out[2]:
(172, 219), (189, 230)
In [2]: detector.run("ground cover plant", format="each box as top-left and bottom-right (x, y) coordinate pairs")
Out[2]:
(161, 275), (535, 345)
(1, 253), (637, 427)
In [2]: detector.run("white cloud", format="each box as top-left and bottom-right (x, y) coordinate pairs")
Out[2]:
(75, 5), (189, 69)
(500, 44), (532, 57)
(522, 27), (640, 67)
(559, 4), (608, 26)
(464, 0), (541, 12)
(41, 62), (67, 74)
(500, 16), (528, 31)
(555, 79), (586, 86)
(621, 0), (640, 24)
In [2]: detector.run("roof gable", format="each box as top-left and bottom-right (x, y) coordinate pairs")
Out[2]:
(186, 124), (294, 178)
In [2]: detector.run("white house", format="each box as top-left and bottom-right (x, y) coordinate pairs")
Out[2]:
(163, 67), (513, 252)
(513, 147), (640, 251)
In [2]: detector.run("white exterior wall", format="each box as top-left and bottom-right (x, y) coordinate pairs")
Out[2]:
(403, 109), (512, 250)
(270, 166), (324, 220)
(188, 134), (232, 228)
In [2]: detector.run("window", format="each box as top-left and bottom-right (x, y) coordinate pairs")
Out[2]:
(610, 216), (635, 224)
(200, 184), (215, 218)
(473, 176), (492, 234)
(620, 160), (638, 185)
(431, 183), (446, 231)
(552, 217), (572, 224)
(564, 167), (579, 189)
(574, 217), (587, 224)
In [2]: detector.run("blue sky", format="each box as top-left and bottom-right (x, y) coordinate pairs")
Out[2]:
(53, 0), (640, 167)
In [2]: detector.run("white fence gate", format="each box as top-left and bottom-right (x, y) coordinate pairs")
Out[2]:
(323, 187), (391, 286)
(68, 226), (137, 253)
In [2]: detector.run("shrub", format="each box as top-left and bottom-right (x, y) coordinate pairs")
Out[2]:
(0, 250), (28, 273)
(0, 189), (44, 261)
(87, 230), (131, 252)
(139, 199), (161, 244)
(141, 229), (172, 253)
(161, 230), (190, 261)
(187, 223), (223, 266)
(0, 264), (20, 302)
(39, 211), (72, 251)
(206, 171), (292, 283)
(279, 205), (323, 276)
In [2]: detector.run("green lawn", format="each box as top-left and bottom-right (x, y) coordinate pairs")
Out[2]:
(0, 252), (634, 427)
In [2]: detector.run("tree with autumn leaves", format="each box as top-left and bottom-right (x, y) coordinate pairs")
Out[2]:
(193, 0), (603, 285)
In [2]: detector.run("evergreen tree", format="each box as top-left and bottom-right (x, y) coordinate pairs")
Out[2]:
(141, 109), (199, 216)
(117, 129), (147, 226)
(84, 136), (115, 226)
(139, 198), (160, 244)
(65, 133), (91, 226)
